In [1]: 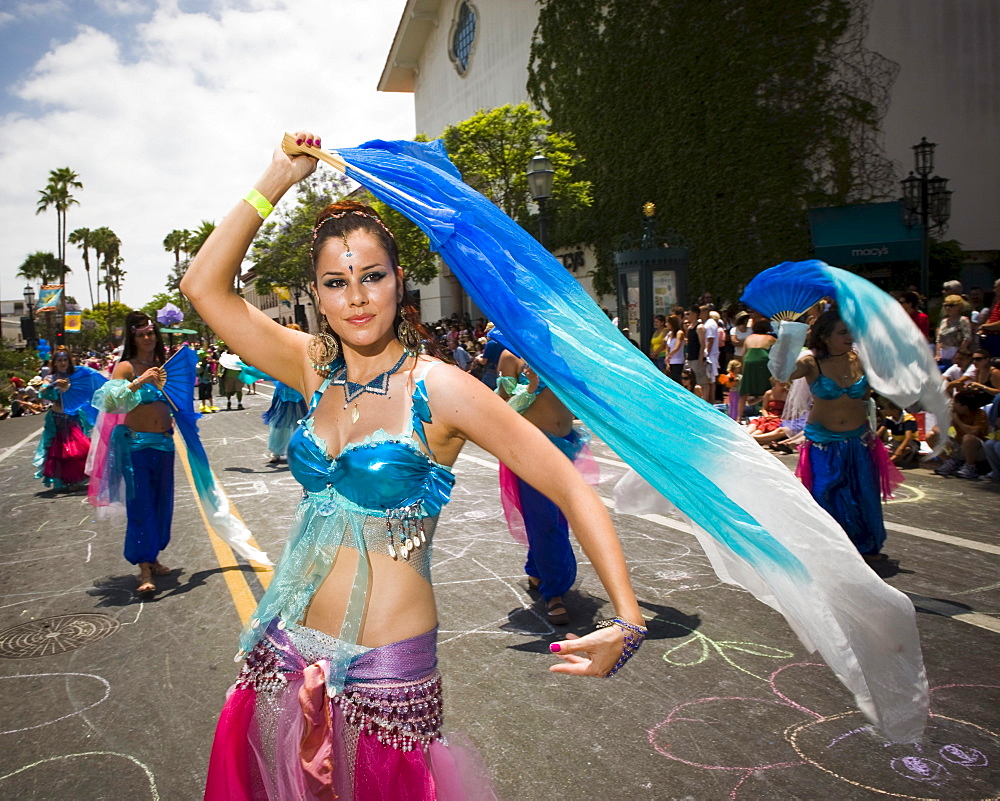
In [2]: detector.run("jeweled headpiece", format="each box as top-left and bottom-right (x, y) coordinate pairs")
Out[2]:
(311, 210), (396, 256)
(131, 321), (154, 333)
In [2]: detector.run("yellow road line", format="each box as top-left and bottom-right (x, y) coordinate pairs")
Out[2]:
(175, 433), (272, 626)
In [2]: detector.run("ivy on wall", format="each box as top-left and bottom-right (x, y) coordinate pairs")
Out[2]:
(528, 0), (899, 300)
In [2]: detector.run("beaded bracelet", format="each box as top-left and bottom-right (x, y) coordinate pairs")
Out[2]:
(595, 617), (648, 677)
(243, 187), (274, 220)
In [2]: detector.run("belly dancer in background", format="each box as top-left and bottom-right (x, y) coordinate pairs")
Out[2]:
(495, 342), (599, 625)
(782, 310), (902, 563)
(92, 312), (176, 594)
(34, 350), (94, 491)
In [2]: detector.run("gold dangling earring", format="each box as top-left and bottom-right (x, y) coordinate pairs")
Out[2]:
(307, 317), (340, 376)
(397, 314), (421, 352)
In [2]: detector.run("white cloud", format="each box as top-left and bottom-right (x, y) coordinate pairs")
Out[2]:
(7, 1), (71, 21)
(93, 0), (153, 16)
(0, 0), (413, 309)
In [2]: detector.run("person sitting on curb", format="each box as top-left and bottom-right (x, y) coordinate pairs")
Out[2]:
(877, 399), (920, 467)
(935, 389), (990, 479)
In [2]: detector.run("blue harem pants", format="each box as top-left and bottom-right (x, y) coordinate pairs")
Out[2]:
(122, 429), (175, 565)
(519, 429), (588, 599)
(802, 422), (887, 556)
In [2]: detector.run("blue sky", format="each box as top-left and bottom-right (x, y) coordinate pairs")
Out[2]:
(0, 0), (413, 309)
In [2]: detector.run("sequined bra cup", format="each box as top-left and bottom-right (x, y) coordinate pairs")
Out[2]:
(237, 361), (456, 688)
(810, 372), (870, 401)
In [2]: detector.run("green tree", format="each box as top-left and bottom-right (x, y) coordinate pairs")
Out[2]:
(90, 226), (120, 311)
(36, 168), (83, 305)
(188, 221), (217, 257)
(528, 0), (898, 298)
(250, 171), (351, 307)
(17, 251), (63, 284)
(68, 227), (96, 309)
(437, 103), (591, 248)
(83, 301), (133, 347)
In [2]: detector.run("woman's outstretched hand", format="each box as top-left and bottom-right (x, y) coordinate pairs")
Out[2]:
(549, 626), (627, 677)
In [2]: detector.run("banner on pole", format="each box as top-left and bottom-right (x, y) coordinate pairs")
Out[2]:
(64, 311), (82, 332)
(36, 285), (63, 312)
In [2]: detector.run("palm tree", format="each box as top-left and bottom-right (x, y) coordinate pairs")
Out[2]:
(17, 251), (62, 285)
(36, 168), (82, 308)
(187, 220), (217, 256)
(163, 229), (191, 268)
(68, 227), (95, 309)
(164, 228), (192, 312)
(89, 226), (120, 310)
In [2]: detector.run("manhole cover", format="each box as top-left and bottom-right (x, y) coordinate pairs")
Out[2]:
(0, 614), (121, 659)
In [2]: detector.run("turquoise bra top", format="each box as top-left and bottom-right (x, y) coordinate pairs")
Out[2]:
(135, 383), (168, 405)
(287, 363), (455, 516)
(810, 372), (870, 401)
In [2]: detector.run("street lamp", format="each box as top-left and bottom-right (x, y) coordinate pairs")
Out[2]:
(526, 153), (554, 249)
(900, 137), (951, 298)
(22, 284), (37, 352)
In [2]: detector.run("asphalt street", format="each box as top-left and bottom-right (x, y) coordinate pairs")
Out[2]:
(0, 384), (998, 800)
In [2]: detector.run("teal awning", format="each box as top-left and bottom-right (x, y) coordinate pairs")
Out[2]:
(809, 201), (921, 265)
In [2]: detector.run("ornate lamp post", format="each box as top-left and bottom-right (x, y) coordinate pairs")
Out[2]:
(901, 137), (952, 298)
(22, 283), (37, 352)
(526, 153), (555, 249)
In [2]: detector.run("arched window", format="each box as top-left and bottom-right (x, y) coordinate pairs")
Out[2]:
(450, 1), (477, 75)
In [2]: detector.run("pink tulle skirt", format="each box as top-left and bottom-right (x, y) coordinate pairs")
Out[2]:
(205, 622), (497, 801)
(42, 414), (90, 485)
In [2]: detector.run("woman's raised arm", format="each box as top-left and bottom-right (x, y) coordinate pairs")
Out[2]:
(180, 132), (319, 391)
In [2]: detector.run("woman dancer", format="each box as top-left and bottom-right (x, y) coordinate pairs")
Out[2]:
(181, 132), (645, 799)
(495, 345), (598, 625)
(785, 310), (902, 563)
(33, 350), (93, 491)
(92, 312), (175, 594)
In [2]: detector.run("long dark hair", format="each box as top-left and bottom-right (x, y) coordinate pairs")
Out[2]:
(310, 200), (442, 359)
(122, 311), (166, 363)
(808, 310), (844, 358)
(51, 348), (76, 376)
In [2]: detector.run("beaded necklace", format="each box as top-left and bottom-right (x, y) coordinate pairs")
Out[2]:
(331, 350), (411, 423)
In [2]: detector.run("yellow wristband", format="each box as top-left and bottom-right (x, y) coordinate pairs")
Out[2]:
(243, 188), (274, 220)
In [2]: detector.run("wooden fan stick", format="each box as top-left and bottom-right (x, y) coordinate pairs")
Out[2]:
(281, 133), (348, 174)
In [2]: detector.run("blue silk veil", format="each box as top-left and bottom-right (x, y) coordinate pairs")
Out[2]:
(327, 139), (927, 743)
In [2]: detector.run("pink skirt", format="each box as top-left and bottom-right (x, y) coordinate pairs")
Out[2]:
(205, 622), (497, 801)
(42, 412), (90, 485)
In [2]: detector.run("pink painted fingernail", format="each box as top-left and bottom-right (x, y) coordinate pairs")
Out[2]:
(296, 139), (303, 145)
(306, 138), (314, 146)
(549, 643), (561, 653)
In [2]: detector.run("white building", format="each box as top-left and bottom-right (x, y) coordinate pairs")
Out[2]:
(379, 0), (604, 321)
(379, 0), (999, 317)
(240, 272), (319, 333)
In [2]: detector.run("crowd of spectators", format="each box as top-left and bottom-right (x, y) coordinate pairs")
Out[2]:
(639, 279), (1000, 482)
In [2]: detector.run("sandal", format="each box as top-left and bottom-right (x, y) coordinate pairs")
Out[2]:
(526, 576), (542, 595)
(546, 597), (570, 626)
(136, 566), (156, 594)
(862, 553), (888, 564)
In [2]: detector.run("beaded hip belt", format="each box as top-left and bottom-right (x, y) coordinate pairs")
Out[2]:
(235, 636), (444, 751)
